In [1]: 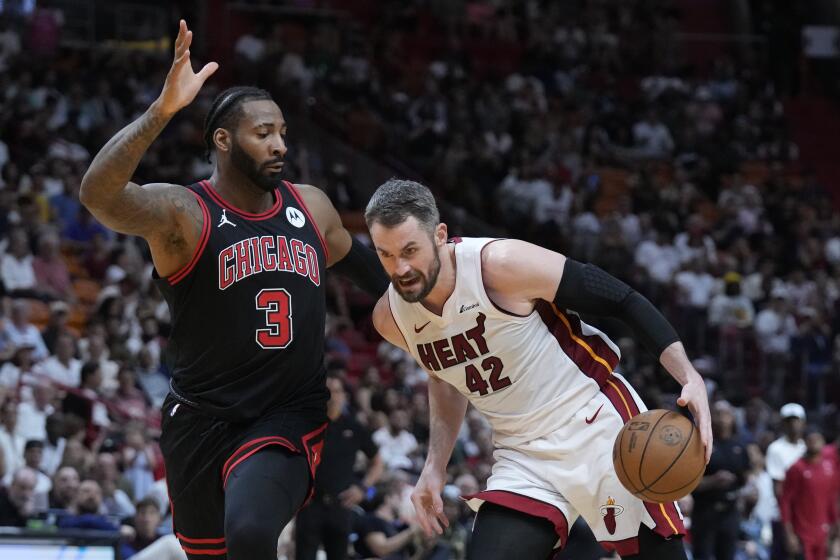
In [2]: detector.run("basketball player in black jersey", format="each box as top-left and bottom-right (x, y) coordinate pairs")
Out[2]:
(80, 21), (387, 560)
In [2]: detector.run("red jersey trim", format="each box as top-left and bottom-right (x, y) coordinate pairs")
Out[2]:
(176, 533), (226, 545)
(284, 181), (329, 261)
(168, 192), (211, 286)
(200, 179), (283, 220)
(222, 437), (298, 489)
(180, 545), (228, 556)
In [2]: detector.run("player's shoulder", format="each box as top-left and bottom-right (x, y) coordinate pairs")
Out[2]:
(288, 183), (332, 208)
(372, 292), (393, 330)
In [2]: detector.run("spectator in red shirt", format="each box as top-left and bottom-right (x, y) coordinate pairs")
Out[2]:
(780, 429), (839, 560)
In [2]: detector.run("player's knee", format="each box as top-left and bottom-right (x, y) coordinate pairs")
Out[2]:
(225, 516), (279, 559)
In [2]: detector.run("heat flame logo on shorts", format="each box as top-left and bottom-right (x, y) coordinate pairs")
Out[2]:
(599, 496), (625, 535)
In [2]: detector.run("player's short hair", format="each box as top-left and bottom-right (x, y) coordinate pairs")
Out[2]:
(203, 86), (273, 161)
(364, 178), (440, 235)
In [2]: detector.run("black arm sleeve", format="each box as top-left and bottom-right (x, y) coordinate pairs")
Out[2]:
(329, 236), (390, 297)
(554, 259), (680, 358)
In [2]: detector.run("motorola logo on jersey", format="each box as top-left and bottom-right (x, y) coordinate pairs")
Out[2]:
(218, 235), (321, 290)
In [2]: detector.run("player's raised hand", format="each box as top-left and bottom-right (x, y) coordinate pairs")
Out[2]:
(156, 20), (218, 116)
(410, 467), (449, 537)
(677, 377), (713, 464)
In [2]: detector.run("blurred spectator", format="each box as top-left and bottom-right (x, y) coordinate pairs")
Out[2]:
(40, 413), (66, 476)
(120, 424), (157, 502)
(353, 480), (426, 559)
(76, 361), (111, 430)
(16, 381), (55, 442)
(373, 409), (418, 472)
(41, 300), (73, 354)
(49, 465), (79, 512)
(779, 429), (838, 560)
(631, 110), (674, 160)
(673, 258), (716, 355)
(31, 230), (72, 300)
(121, 496), (163, 558)
(135, 346), (168, 410)
(754, 288), (797, 405)
(0, 467), (37, 527)
(709, 272), (756, 329)
(3, 299), (49, 360)
(766, 403), (807, 558)
(110, 366), (148, 421)
(296, 374), (384, 560)
(41, 332), (81, 387)
(0, 400), (24, 479)
(90, 452), (134, 519)
(0, 227), (37, 296)
(21, 440), (50, 510)
(691, 402), (751, 560)
(56, 479), (117, 531)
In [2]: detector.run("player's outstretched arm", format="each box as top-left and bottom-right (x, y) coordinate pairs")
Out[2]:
(482, 239), (713, 463)
(293, 184), (389, 296)
(80, 20), (217, 239)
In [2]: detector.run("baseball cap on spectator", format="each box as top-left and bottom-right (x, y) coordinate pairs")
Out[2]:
(780, 403), (806, 421)
(723, 271), (742, 284)
(50, 301), (69, 314)
(770, 286), (789, 300)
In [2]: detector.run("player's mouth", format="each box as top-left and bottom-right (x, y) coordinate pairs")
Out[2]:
(396, 275), (421, 289)
(264, 161), (284, 172)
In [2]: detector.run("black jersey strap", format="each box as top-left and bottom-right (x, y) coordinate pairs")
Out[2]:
(330, 236), (389, 297)
(554, 259), (680, 358)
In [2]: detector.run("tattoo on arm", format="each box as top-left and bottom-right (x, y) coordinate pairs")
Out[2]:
(80, 103), (172, 209)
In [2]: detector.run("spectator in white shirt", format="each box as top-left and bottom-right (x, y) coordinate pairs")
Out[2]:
(0, 228), (37, 296)
(0, 400), (25, 480)
(632, 110), (674, 159)
(20, 440), (51, 510)
(16, 381), (54, 443)
(765, 403), (807, 552)
(754, 288), (797, 405)
(635, 229), (681, 288)
(3, 300), (49, 361)
(40, 333), (81, 388)
(673, 258), (717, 354)
(372, 409), (418, 471)
(708, 272), (755, 329)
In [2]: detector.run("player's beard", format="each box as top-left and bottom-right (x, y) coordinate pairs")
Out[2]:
(392, 249), (441, 303)
(230, 140), (281, 193)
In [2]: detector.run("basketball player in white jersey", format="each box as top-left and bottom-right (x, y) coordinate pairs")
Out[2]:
(364, 179), (712, 559)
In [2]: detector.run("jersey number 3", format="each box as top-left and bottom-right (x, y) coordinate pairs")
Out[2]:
(465, 356), (510, 396)
(256, 288), (293, 349)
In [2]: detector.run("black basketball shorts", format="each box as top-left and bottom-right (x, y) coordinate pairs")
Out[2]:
(159, 394), (328, 557)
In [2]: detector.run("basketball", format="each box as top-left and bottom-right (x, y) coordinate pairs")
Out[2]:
(612, 409), (705, 503)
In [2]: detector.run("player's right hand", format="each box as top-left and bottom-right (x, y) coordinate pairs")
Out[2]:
(410, 468), (449, 537)
(156, 20), (218, 117)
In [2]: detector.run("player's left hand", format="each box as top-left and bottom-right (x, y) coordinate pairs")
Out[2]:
(677, 377), (713, 464)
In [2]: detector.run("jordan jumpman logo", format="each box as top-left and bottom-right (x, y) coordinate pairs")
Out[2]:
(217, 209), (237, 228)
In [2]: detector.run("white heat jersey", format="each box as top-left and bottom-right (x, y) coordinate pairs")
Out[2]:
(388, 237), (624, 446)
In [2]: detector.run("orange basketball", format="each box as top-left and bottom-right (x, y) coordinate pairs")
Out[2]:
(612, 409), (705, 503)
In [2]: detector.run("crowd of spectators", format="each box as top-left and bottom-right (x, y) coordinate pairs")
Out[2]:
(0, 1), (838, 559)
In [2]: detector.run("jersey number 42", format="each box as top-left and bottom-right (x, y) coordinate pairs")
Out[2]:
(465, 356), (511, 396)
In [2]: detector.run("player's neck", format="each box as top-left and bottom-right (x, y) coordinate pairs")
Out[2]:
(209, 167), (275, 214)
(420, 244), (456, 315)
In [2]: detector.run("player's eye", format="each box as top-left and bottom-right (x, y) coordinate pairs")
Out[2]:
(257, 132), (269, 138)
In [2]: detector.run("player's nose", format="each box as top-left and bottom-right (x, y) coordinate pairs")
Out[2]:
(395, 259), (412, 276)
(271, 136), (287, 157)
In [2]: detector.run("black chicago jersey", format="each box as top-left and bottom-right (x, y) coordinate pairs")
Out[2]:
(155, 179), (329, 421)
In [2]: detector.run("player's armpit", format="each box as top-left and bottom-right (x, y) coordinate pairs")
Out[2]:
(372, 295), (409, 351)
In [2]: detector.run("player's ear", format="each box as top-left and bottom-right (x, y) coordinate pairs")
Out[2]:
(213, 129), (232, 153)
(435, 222), (447, 246)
